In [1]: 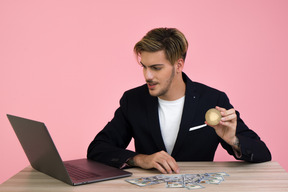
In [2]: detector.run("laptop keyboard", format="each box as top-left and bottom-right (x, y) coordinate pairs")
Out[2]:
(65, 163), (100, 180)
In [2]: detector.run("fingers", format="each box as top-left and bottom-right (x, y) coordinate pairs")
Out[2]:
(213, 107), (238, 145)
(134, 151), (180, 174)
(215, 106), (237, 123)
(216, 106), (234, 115)
(154, 151), (180, 174)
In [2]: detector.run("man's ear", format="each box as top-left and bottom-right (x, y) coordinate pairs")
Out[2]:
(176, 58), (184, 73)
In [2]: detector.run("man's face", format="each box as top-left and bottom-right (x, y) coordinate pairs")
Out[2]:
(140, 50), (176, 100)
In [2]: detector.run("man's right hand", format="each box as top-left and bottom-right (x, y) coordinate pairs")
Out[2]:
(131, 150), (180, 174)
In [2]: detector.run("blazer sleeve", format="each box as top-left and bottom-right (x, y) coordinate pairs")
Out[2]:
(87, 92), (138, 168)
(217, 92), (272, 162)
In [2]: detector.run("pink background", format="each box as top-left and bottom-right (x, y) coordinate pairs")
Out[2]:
(1, 0), (287, 184)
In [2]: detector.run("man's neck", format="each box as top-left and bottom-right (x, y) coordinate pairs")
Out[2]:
(159, 73), (186, 101)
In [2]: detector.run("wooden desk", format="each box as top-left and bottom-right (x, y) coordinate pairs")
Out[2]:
(1, 161), (288, 191)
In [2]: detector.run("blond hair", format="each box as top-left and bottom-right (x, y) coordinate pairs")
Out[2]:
(134, 28), (188, 64)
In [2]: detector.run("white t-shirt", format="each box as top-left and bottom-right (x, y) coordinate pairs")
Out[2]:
(158, 96), (185, 155)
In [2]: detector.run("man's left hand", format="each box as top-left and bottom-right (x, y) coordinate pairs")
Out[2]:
(206, 106), (238, 146)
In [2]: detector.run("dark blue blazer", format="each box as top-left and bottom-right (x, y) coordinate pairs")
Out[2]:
(87, 73), (271, 168)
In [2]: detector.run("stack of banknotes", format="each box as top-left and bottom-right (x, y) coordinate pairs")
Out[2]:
(126, 172), (229, 190)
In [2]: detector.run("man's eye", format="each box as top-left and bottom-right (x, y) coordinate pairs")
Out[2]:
(152, 67), (161, 70)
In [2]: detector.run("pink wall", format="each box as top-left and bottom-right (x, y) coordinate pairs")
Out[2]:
(1, 0), (287, 184)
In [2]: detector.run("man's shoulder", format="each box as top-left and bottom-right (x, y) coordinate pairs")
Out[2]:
(191, 81), (224, 95)
(125, 84), (148, 94)
(119, 84), (152, 108)
(183, 72), (225, 96)
(122, 84), (150, 99)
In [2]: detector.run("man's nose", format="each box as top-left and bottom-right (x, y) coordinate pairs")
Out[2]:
(144, 69), (153, 80)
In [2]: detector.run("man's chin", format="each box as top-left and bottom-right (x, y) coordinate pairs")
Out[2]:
(148, 90), (159, 97)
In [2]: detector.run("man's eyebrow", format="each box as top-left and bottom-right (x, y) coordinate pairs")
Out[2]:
(139, 62), (164, 67)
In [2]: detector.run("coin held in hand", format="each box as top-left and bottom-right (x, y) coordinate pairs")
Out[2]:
(205, 108), (222, 126)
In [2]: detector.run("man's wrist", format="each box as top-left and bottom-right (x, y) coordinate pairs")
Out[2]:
(127, 156), (136, 167)
(232, 136), (240, 149)
(231, 136), (242, 158)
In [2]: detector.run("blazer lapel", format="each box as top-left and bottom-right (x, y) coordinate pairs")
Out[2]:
(145, 94), (167, 152)
(171, 75), (200, 157)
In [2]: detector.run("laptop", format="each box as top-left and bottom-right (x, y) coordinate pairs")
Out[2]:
(7, 114), (132, 186)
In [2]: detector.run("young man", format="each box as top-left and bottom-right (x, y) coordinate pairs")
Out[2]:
(87, 28), (271, 174)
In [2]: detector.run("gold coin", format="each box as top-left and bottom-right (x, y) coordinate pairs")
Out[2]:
(205, 108), (221, 126)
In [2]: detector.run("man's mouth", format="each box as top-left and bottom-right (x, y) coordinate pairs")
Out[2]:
(147, 82), (158, 89)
